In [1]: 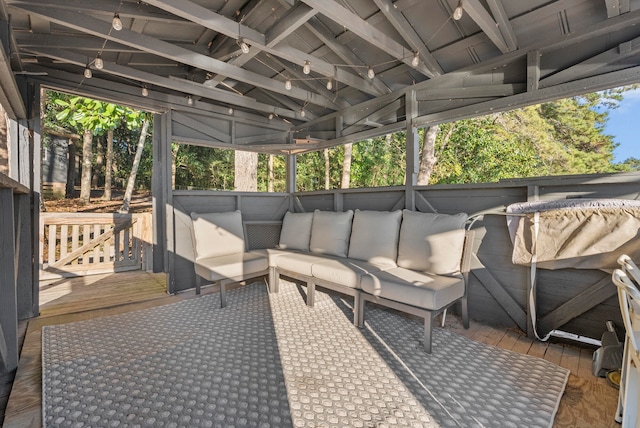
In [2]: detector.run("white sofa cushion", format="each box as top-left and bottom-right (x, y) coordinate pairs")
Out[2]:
(278, 211), (314, 251)
(309, 210), (354, 258)
(190, 210), (245, 259)
(348, 209), (402, 266)
(194, 250), (268, 282)
(275, 252), (338, 276)
(311, 258), (394, 288)
(397, 210), (468, 275)
(360, 268), (464, 310)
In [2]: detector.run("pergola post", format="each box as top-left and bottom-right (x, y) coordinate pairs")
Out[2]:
(285, 154), (296, 210)
(151, 112), (168, 274)
(405, 90), (419, 211)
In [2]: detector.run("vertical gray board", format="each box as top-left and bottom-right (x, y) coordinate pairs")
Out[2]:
(0, 189), (17, 371)
(15, 193), (35, 320)
(152, 113), (166, 273)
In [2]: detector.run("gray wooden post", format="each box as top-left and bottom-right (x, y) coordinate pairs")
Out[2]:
(152, 112), (167, 274)
(285, 154), (296, 194)
(0, 188), (18, 371)
(405, 91), (419, 211)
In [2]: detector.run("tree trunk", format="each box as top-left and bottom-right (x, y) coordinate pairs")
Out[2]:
(171, 143), (180, 189)
(268, 154), (274, 192)
(324, 148), (330, 190)
(119, 118), (150, 213)
(65, 139), (76, 198)
(103, 129), (114, 200)
(341, 143), (352, 189)
(234, 150), (258, 191)
(92, 136), (104, 189)
(417, 125), (439, 186)
(79, 129), (93, 203)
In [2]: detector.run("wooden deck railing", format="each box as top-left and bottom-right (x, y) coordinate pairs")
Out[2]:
(39, 212), (152, 280)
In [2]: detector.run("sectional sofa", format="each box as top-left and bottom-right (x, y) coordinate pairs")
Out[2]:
(190, 209), (473, 353)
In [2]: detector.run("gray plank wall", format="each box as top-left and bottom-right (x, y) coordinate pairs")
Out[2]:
(168, 172), (640, 340)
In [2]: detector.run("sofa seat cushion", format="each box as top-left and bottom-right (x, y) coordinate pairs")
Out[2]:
(274, 252), (338, 276)
(311, 258), (395, 288)
(360, 268), (464, 310)
(194, 251), (268, 282)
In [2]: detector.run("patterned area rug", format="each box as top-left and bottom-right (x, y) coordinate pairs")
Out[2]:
(43, 281), (569, 427)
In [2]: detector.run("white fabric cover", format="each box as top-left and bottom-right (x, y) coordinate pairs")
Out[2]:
(311, 258), (394, 288)
(360, 268), (464, 310)
(194, 251), (268, 281)
(278, 211), (314, 251)
(397, 210), (468, 275)
(190, 210), (245, 259)
(309, 210), (354, 258)
(507, 199), (640, 270)
(348, 210), (402, 266)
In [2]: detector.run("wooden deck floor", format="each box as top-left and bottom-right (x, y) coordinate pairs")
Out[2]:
(3, 273), (620, 427)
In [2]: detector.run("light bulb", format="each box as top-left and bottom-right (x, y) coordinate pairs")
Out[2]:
(141, 87), (148, 97)
(411, 52), (419, 67)
(300, 109), (305, 118)
(303, 61), (311, 75)
(187, 96), (193, 105)
(453, 3), (463, 20)
(239, 39), (250, 54)
(112, 13), (123, 31)
(367, 67), (375, 79)
(94, 56), (104, 70)
(268, 113), (274, 120)
(84, 67), (92, 78)
(285, 79), (292, 90)
(228, 107), (234, 114)
(326, 79), (333, 90)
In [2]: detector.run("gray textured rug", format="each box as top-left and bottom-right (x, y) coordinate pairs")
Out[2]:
(43, 280), (569, 427)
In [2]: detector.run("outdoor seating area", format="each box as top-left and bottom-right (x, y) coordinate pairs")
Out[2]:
(2, 0), (640, 426)
(191, 208), (472, 353)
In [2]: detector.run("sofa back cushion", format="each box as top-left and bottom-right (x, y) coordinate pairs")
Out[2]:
(348, 210), (402, 266)
(309, 210), (354, 257)
(278, 211), (314, 251)
(397, 210), (468, 275)
(190, 210), (245, 260)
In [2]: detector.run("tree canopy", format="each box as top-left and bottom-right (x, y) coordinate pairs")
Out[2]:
(42, 87), (639, 200)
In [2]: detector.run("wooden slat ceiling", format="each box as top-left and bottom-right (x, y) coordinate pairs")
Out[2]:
(2, 0), (640, 152)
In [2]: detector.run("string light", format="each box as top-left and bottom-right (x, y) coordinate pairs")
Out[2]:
(112, 13), (123, 30)
(228, 107), (234, 114)
(239, 38), (250, 54)
(187, 96), (193, 105)
(84, 66), (92, 79)
(453, 2), (463, 20)
(303, 61), (311, 75)
(94, 55), (104, 70)
(268, 113), (274, 120)
(141, 86), (148, 96)
(285, 79), (292, 90)
(326, 79), (333, 90)
(300, 108), (305, 117)
(367, 67), (375, 79)
(411, 52), (419, 67)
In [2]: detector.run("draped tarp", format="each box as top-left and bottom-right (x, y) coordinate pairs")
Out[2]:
(507, 199), (640, 271)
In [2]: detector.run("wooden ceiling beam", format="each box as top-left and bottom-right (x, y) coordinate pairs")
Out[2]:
(299, 0), (435, 78)
(461, 0), (510, 53)
(14, 4), (340, 110)
(372, 0), (443, 76)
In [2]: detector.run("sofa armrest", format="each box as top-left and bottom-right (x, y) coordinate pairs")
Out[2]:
(460, 229), (475, 276)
